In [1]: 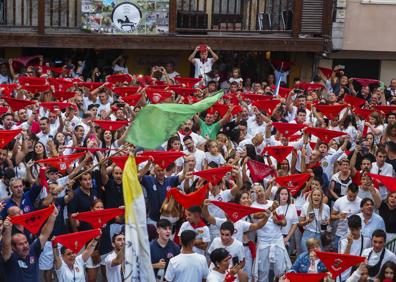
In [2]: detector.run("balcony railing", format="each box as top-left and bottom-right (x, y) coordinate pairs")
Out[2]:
(0, 0), (332, 38)
(175, 0), (295, 33)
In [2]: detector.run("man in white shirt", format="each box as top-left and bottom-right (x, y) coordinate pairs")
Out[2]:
(370, 148), (394, 199)
(104, 232), (125, 282)
(178, 206), (211, 255)
(331, 183), (362, 251)
(165, 230), (208, 282)
(207, 221), (248, 281)
(188, 45), (219, 83)
(362, 229), (396, 280)
(37, 117), (61, 147)
(338, 214), (371, 281)
(165, 62), (180, 80)
(208, 222), (245, 267)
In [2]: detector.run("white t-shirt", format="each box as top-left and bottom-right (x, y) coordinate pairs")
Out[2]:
(165, 253), (209, 282)
(55, 255), (86, 282)
(208, 237), (245, 267)
(113, 64), (129, 74)
(208, 190), (233, 237)
(104, 251), (122, 282)
(339, 235), (371, 281)
(251, 200), (283, 243)
(178, 221), (211, 255)
(277, 204), (299, 235)
(301, 203), (330, 233)
(193, 58), (214, 81)
(333, 196), (362, 238)
(207, 269), (226, 282)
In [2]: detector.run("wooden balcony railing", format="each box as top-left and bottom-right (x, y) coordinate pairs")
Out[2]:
(0, 0), (332, 39)
(174, 0), (295, 33)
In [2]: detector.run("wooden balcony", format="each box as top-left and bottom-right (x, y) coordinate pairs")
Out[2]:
(0, 0), (333, 52)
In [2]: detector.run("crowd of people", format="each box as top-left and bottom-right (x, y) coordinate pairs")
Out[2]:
(0, 44), (395, 282)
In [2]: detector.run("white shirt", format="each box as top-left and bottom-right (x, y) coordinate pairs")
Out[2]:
(277, 204), (299, 235)
(165, 253), (209, 282)
(251, 200), (283, 244)
(208, 237), (245, 267)
(186, 149), (206, 171)
(208, 190), (233, 238)
(339, 235), (371, 281)
(105, 251), (122, 282)
(207, 269), (226, 282)
(55, 255), (86, 282)
(193, 58), (214, 82)
(113, 64), (128, 74)
(178, 221), (211, 255)
(301, 203), (330, 233)
(362, 247), (396, 278)
(333, 196), (362, 237)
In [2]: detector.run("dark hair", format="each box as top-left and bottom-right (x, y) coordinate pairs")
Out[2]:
(220, 221), (235, 234)
(360, 197), (374, 208)
(372, 229), (387, 241)
(245, 144), (257, 160)
(347, 183), (359, 194)
(111, 232), (125, 243)
(167, 136), (182, 151)
(348, 214), (362, 229)
(232, 190), (249, 205)
(296, 108), (307, 115)
(377, 261), (396, 282)
(157, 218), (172, 229)
(275, 187), (291, 205)
(183, 135), (193, 143)
(90, 199), (103, 210)
(210, 248), (230, 268)
(180, 230), (196, 246)
(376, 147), (387, 156)
(187, 205), (202, 214)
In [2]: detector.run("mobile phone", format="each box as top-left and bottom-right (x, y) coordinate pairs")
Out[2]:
(232, 256), (239, 266)
(309, 212), (315, 219)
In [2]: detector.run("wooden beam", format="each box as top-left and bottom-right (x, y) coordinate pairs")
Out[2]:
(37, 0), (45, 34)
(169, 0), (177, 34)
(0, 33), (327, 52)
(292, 0), (302, 38)
(322, 0), (333, 36)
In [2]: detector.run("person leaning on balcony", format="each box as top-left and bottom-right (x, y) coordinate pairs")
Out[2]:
(188, 44), (219, 83)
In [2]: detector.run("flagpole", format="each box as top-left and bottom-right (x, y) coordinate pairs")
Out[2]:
(274, 61), (284, 97)
(70, 145), (131, 181)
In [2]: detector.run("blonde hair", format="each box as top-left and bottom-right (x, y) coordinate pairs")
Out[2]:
(307, 188), (324, 217)
(306, 238), (320, 250)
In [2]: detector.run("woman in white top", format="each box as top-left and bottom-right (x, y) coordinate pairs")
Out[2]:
(52, 237), (99, 282)
(274, 187), (299, 253)
(299, 188), (330, 253)
(207, 248), (244, 282)
(366, 112), (384, 145)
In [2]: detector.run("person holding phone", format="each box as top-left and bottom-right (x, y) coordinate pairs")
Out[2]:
(299, 188), (330, 253)
(207, 248), (244, 282)
(207, 222), (247, 282)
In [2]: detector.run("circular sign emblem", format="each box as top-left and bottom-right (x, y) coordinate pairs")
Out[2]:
(112, 2), (142, 32)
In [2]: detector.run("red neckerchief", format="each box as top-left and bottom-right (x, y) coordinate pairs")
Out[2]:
(308, 161), (321, 169)
(179, 129), (192, 136)
(191, 219), (206, 229)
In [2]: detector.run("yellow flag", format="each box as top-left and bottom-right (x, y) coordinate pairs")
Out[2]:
(123, 156), (156, 282)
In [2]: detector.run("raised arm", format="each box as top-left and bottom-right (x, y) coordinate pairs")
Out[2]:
(82, 238), (100, 262)
(1, 217), (12, 261)
(207, 46), (219, 62)
(188, 46), (199, 64)
(39, 207), (58, 248)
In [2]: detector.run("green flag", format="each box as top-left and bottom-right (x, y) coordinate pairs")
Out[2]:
(126, 91), (223, 149)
